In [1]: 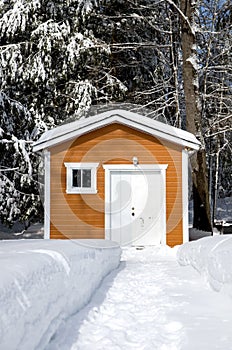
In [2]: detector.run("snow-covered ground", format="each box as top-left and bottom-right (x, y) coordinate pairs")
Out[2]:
(215, 197), (232, 221)
(1, 237), (232, 349)
(0, 222), (44, 240)
(47, 243), (232, 350)
(178, 234), (232, 298)
(0, 239), (121, 350)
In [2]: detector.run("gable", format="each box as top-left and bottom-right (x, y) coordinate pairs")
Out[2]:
(33, 109), (200, 152)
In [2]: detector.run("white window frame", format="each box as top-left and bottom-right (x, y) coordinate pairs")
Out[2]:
(64, 162), (99, 194)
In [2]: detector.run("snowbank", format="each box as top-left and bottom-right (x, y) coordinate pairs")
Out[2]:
(177, 235), (232, 297)
(0, 239), (121, 350)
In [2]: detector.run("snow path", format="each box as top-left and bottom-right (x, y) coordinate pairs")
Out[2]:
(47, 247), (232, 350)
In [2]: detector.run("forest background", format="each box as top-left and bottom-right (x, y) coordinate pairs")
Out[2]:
(0, 0), (231, 232)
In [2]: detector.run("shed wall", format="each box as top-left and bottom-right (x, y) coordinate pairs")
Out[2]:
(49, 123), (183, 246)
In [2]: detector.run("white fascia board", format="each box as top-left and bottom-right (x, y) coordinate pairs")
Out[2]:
(33, 113), (117, 152)
(33, 110), (201, 152)
(36, 111), (112, 144)
(113, 115), (200, 150)
(115, 110), (199, 145)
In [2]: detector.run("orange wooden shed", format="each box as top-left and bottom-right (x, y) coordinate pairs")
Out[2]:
(33, 109), (200, 247)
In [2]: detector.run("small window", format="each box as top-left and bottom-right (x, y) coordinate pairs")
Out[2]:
(64, 163), (99, 194)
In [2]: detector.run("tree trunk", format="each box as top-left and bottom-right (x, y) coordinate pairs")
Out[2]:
(180, 0), (212, 232)
(212, 139), (220, 225)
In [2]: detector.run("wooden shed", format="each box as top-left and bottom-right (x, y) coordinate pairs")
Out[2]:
(33, 109), (200, 247)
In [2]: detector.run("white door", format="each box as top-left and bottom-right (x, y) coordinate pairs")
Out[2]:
(110, 170), (165, 246)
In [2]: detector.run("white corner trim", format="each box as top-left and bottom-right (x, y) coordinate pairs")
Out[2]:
(44, 149), (50, 239)
(64, 162), (99, 194)
(182, 149), (189, 243)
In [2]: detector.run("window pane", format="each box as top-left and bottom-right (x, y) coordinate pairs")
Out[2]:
(82, 169), (91, 188)
(72, 169), (81, 187)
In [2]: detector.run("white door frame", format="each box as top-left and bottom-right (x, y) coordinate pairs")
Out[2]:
(103, 164), (168, 245)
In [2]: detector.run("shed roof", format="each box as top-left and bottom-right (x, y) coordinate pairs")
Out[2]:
(33, 109), (201, 152)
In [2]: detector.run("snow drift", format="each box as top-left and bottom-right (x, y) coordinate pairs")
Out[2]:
(0, 239), (121, 350)
(177, 235), (232, 297)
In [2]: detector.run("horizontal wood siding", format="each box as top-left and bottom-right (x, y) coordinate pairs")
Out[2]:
(49, 123), (183, 246)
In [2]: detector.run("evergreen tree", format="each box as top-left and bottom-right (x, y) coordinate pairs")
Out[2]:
(0, 0), (182, 226)
(0, 0), (127, 225)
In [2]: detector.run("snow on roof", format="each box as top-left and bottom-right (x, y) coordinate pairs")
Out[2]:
(33, 109), (201, 152)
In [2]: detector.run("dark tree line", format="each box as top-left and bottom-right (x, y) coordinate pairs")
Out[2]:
(0, 0), (231, 230)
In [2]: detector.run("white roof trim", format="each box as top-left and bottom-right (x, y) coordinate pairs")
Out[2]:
(33, 109), (201, 152)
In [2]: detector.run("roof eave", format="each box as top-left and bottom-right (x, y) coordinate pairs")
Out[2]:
(33, 114), (200, 152)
